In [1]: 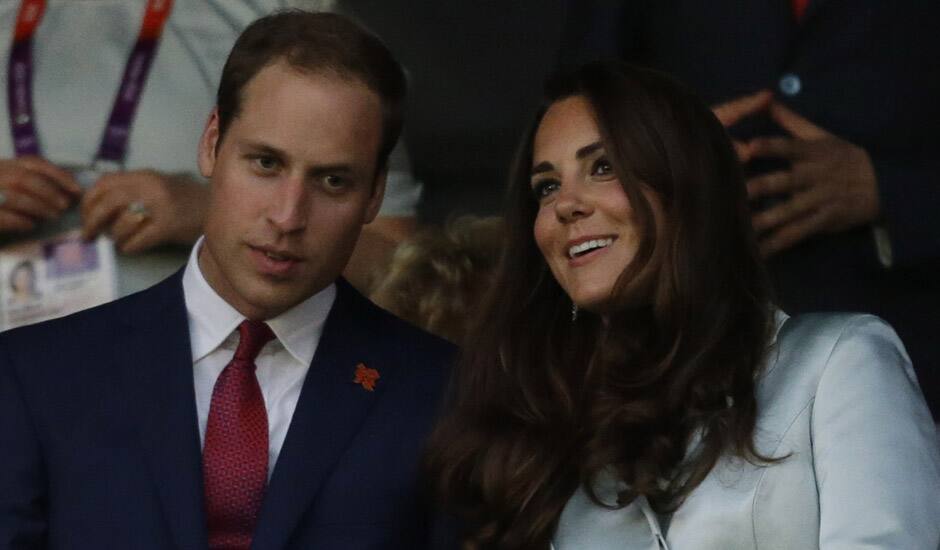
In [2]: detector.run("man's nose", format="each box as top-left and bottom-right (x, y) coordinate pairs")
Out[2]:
(267, 175), (308, 233)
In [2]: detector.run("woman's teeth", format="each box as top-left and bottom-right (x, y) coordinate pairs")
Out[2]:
(568, 238), (613, 259)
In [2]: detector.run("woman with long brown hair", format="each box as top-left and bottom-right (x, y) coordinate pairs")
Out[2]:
(425, 62), (940, 549)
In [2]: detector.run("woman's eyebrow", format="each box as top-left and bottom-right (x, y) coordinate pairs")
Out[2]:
(531, 141), (604, 177)
(576, 141), (604, 159)
(531, 161), (554, 176)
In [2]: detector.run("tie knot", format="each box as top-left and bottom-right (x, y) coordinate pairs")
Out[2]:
(234, 320), (275, 363)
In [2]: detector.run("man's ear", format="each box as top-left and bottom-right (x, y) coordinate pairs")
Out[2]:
(363, 166), (387, 225)
(198, 109), (221, 179)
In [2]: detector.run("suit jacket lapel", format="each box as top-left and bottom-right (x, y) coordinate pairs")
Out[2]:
(253, 280), (391, 549)
(117, 271), (208, 550)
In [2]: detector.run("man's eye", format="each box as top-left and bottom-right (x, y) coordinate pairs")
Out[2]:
(323, 175), (348, 189)
(592, 157), (614, 178)
(531, 179), (559, 201)
(253, 156), (278, 172)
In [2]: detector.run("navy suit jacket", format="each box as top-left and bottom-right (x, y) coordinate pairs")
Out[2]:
(0, 272), (456, 549)
(559, 0), (940, 416)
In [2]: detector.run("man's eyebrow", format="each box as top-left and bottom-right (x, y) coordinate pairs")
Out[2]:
(237, 141), (359, 176)
(308, 164), (356, 177)
(238, 140), (286, 158)
(575, 141), (604, 159)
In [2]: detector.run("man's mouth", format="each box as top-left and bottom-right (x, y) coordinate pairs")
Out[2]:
(252, 245), (300, 262)
(249, 245), (302, 276)
(262, 250), (294, 262)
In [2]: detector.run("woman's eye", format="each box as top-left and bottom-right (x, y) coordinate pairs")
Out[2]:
(592, 157), (614, 178)
(531, 179), (559, 201)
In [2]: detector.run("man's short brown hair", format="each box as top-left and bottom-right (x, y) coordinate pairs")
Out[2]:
(216, 10), (406, 169)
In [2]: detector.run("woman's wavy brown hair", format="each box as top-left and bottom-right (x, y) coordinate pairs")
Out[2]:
(424, 62), (777, 548)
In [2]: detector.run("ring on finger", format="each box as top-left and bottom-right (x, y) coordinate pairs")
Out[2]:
(126, 200), (151, 224)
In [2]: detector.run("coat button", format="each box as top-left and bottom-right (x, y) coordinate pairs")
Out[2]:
(778, 73), (802, 96)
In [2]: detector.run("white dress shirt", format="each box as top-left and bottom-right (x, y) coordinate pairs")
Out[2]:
(182, 237), (336, 478)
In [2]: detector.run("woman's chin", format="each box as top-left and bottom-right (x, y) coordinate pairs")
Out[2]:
(572, 294), (614, 315)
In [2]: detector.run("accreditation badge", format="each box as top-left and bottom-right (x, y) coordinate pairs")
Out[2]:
(0, 229), (117, 331)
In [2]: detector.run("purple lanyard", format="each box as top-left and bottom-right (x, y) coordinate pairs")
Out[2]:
(7, 0), (175, 165)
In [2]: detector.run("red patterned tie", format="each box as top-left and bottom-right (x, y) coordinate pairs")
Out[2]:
(203, 320), (275, 550)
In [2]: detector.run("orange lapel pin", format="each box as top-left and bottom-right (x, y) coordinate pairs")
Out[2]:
(353, 363), (380, 392)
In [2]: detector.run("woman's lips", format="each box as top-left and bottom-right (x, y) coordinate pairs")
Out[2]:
(566, 235), (617, 267)
(567, 243), (612, 267)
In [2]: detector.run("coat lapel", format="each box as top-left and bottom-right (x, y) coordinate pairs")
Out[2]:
(117, 272), (208, 550)
(252, 280), (391, 549)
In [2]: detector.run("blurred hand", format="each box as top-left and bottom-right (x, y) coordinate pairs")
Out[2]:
(0, 156), (81, 233)
(81, 170), (208, 254)
(744, 102), (879, 257)
(711, 89), (772, 162)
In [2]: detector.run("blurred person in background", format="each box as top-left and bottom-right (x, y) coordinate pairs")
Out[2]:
(371, 215), (503, 345)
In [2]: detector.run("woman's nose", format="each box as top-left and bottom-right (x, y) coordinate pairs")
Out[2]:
(553, 180), (593, 222)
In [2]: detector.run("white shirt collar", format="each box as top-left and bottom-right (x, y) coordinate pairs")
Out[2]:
(182, 236), (336, 366)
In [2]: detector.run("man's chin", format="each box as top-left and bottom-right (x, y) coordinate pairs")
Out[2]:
(241, 279), (333, 319)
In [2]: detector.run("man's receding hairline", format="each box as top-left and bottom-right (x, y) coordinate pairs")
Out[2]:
(217, 57), (380, 146)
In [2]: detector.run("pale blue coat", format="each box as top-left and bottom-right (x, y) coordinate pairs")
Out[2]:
(553, 313), (940, 549)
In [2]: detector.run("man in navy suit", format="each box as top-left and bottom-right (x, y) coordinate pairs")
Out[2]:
(0, 11), (454, 549)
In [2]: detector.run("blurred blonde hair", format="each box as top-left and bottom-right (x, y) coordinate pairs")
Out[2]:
(371, 216), (504, 344)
